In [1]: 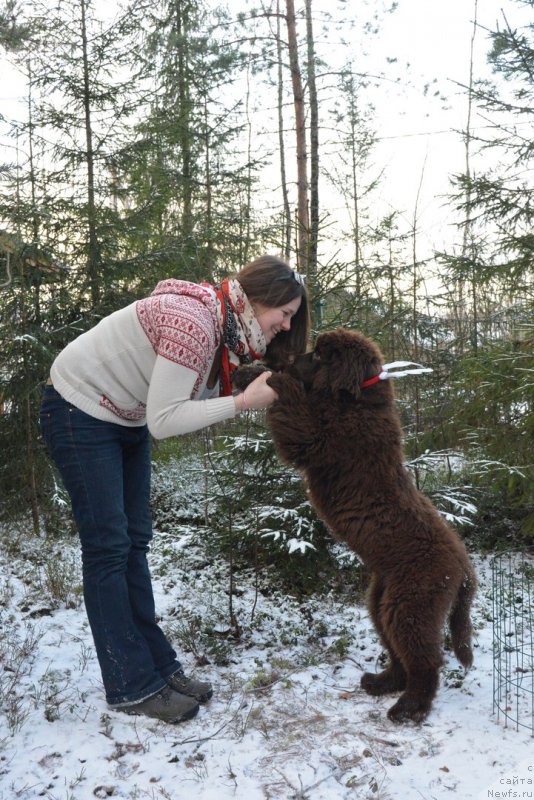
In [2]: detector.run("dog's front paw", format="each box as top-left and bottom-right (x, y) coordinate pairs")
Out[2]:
(232, 364), (270, 391)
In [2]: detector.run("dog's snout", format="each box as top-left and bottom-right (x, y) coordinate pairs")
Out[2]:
(287, 351), (316, 387)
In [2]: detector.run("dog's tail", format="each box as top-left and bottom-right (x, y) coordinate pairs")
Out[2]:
(449, 565), (477, 668)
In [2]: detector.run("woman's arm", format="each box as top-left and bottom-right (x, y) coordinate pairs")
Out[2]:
(146, 356), (276, 439)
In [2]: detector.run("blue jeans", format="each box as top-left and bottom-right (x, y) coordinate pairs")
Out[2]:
(39, 385), (181, 706)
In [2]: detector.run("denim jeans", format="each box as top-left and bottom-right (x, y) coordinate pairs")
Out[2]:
(39, 385), (181, 706)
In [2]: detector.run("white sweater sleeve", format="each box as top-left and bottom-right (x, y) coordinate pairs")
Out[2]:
(146, 355), (237, 439)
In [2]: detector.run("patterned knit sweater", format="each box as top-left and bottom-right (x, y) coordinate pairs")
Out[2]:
(50, 282), (238, 439)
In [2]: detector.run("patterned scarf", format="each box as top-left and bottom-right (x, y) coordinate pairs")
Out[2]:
(136, 279), (220, 397)
(137, 277), (266, 398)
(208, 278), (267, 396)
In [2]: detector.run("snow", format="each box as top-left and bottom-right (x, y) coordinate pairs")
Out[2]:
(1, 527), (533, 800)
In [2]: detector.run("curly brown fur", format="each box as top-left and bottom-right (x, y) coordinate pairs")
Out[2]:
(266, 328), (477, 724)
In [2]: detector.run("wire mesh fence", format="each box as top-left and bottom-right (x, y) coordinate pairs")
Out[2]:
(492, 550), (534, 737)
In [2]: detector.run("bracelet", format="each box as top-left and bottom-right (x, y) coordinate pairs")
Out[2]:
(242, 390), (248, 411)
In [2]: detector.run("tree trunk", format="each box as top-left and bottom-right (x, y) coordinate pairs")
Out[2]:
(80, 0), (100, 307)
(175, 0), (193, 247)
(18, 260), (40, 535)
(284, 0), (309, 273)
(27, 59), (42, 325)
(465, 0), (479, 355)
(411, 159), (426, 471)
(242, 58), (253, 265)
(203, 94), (214, 281)
(460, 0), (479, 354)
(351, 113), (361, 287)
(276, 0), (291, 259)
(388, 233), (395, 361)
(304, 0), (321, 327)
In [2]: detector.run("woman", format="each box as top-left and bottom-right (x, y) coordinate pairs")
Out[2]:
(40, 255), (309, 724)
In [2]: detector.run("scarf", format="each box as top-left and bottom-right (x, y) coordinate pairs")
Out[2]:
(136, 279), (220, 397)
(137, 277), (266, 398)
(207, 278), (267, 396)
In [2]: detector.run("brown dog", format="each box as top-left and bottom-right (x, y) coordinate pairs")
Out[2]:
(265, 328), (477, 723)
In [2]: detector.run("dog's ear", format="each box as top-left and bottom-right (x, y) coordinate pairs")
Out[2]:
(314, 329), (380, 398)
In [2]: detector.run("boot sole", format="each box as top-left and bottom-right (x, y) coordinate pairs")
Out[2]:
(167, 703), (200, 723)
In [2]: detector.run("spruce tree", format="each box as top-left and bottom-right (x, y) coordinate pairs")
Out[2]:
(440, 0), (534, 542)
(120, 0), (261, 287)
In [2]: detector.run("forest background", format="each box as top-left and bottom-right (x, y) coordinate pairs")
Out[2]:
(0, 0), (533, 577)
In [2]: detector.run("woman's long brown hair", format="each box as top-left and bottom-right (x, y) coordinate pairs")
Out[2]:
(235, 255), (310, 369)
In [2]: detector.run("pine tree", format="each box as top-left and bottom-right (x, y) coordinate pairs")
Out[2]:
(121, 0), (261, 287)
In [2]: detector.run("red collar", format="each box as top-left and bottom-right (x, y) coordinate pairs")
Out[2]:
(360, 371), (386, 389)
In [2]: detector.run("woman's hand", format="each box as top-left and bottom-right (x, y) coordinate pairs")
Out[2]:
(234, 370), (278, 412)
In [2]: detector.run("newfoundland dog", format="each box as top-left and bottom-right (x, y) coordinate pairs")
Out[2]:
(261, 328), (477, 723)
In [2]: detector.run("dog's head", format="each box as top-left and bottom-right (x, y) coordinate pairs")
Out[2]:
(288, 328), (385, 399)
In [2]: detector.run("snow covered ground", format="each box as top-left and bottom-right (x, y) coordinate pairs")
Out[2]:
(1, 524), (533, 800)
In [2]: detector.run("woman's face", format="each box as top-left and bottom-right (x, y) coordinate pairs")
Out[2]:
(253, 295), (302, 344)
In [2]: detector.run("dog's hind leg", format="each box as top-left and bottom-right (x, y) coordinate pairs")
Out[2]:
(360, 573), (407, 696)
(382, 596), (444, 723)
(386, 663), (440, 723)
